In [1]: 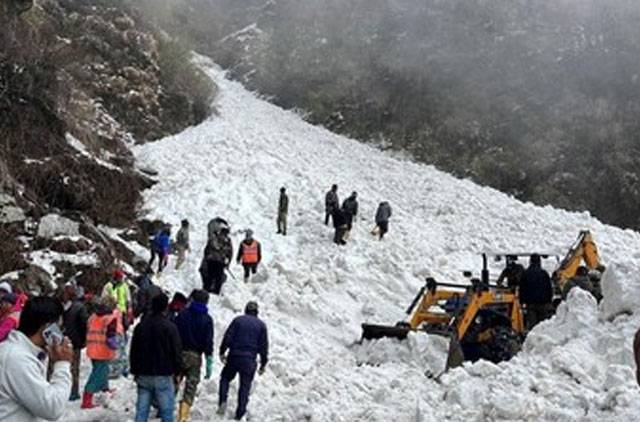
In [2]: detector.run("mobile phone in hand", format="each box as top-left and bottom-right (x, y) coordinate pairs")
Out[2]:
(42, 323), (64, 347)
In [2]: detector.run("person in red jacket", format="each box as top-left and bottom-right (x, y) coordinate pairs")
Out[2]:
(236, 230), (262, 283)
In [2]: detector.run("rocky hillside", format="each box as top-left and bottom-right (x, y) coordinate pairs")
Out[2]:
(0, 0), (215, 293)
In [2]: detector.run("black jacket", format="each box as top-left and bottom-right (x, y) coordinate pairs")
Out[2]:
(332, 208), (347, 228)
(325, 190), (339, 211)
(175, 302), (214, 356)
(130, 313), (182, 376)
(63, 300), (89, 349)
(519, 264), (553, 305)
(342, 197), (358, 217)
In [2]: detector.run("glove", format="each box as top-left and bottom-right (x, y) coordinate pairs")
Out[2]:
(205, 355), (213, 379)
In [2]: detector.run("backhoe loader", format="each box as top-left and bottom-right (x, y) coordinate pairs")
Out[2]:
(361, 254), (525, 371)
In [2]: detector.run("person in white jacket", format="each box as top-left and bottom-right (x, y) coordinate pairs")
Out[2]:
(0, 296), (73, 421)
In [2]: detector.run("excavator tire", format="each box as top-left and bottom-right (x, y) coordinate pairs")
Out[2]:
(478, 326), (522, 363)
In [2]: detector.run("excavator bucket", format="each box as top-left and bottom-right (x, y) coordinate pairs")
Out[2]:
(361, 323), (411, 341)
(444, 334), (465, 370)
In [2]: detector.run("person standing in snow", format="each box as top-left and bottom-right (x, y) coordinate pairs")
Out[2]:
(175, 220), (190, 270)
(324, 184), (339, 226)
(0, 296), (73, 421)
(149, 226), (172, 273)
(174, 289), (214, 422)
(61, 283), (89, 401)
(82, 296), (121, 409)
(0, 293), (19, 343)
(342, 191), (359, 235)
(236, 229), (262, 283)
(133, 269), (164, 321)
(373, 201), (392, 240)
(130, 293), (182, 422)
(167, 292), (188, 323)
(200, 222), (233, 295)
(519, 254), (553, 330)
(217, 301), (268, 421)
(277, 187), (289, 235)
(332, 207), (348, 245)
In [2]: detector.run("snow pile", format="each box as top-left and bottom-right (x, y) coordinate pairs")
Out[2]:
(67, 59), (640, 421)
(37, 214), (80, 239)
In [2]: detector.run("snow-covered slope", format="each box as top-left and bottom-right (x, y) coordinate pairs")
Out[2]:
(70, 58), (640, 421)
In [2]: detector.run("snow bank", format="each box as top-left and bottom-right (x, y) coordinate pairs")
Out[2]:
(67, 59), (640, 421)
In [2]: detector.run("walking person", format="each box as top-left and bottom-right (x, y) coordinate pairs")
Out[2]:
(373, 201), (392, 240)
(130, 293), (182, 422)
(519, 254), (553, 330)
(342, 192), (359, 236)
(175, 220), (190, 270)
(324, 184), (339, 226)
(62, 283), (89, 401)
(82, 296), (121, 409)
(0, 296), (73, 421)
(332, 207), (348, 246)
(277, 187), (288, 235)
(174, 290), (214, 422)
(200, 221), (233, 295)
(218, 301), (269, 420)
(149, 226), (172, 273)
(236, 230), (262, 283)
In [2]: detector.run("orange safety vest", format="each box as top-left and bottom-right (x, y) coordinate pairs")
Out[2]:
(86, 314), (116, 361)
(241, 241), (259, 264)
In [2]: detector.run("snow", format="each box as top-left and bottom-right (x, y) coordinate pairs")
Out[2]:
(37, 214), (81, 239)
(0, 193), (25, 223)
(65, 58), (640, 421)
(65, 133), (122, 171)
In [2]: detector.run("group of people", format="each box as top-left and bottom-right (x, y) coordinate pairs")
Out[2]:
(325, 185), (393, 245)
(497, 254), (602, 329)
(0, 270), (269, 422)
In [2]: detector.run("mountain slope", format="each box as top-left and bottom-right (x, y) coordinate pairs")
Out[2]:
(72, 57), (640, 421)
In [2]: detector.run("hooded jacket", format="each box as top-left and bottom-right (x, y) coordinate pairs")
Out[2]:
(375, 202), (392, 224)
(175, 302), (214, 356)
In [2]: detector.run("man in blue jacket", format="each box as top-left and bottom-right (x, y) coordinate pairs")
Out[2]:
(174, 290), (214, 422)
(218, 301), (269, 420)
(149, 226), (172, 273)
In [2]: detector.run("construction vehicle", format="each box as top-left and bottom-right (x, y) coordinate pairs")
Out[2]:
(361, 254), (525, 371)
(551, 230), (605, 297)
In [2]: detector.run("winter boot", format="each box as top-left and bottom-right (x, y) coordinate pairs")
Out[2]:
(80, 392), (95, 409)
(178, 401), (191, 422)
(217, 402), (227, 415)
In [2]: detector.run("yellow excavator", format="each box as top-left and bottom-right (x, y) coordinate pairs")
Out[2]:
(361, 254), (525, 371)
(360, 231), (605, 372)
(552, 230), (605, 297)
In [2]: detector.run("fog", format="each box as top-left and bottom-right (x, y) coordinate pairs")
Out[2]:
(139, 0), (640, 229)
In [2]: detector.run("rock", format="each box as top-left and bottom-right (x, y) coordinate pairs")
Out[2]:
(37, 214), (80, 239)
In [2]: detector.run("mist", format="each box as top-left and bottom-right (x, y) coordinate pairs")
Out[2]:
(138, 0), (640, 230)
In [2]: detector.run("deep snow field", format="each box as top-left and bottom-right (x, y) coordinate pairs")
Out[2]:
(66, 57), (640, 421)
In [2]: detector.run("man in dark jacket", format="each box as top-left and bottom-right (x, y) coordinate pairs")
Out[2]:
(133, 267), (163, 321)
(200, 222), (233, 295)
(496, 256), (525, 291)
(130, 293), (182, 422)
(62, 283), (89, 401)
(175, 290), (214, 422)
(519, 254), (553, 330)
(325, 184), (339, 226)
(277, 187), (288, 235)
(218, 301), (268, 421)
(373, 201), (392, 240)
(342, 192), (359, 234)
(332, 207), (348, 245)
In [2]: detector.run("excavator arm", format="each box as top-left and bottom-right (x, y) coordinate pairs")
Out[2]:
(553, 230), (605, 290)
